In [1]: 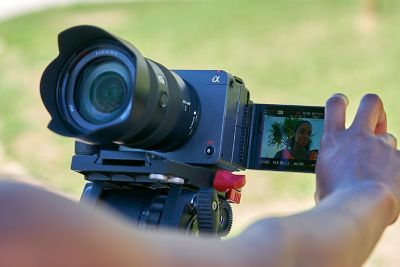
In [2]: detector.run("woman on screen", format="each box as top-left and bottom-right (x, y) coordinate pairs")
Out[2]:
(274, 120), (318, 160)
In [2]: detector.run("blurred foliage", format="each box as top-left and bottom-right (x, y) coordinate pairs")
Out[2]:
(1, 0), (400, 200)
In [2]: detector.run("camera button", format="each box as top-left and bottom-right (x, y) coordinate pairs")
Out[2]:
(159, 91), (168, 108)
(205, 146), (215, 157)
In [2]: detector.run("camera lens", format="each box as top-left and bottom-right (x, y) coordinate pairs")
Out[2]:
(41, 26), (200, 151)
(75, 59), (129, 124)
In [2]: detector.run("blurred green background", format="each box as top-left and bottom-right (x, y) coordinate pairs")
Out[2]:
(0, 0), (399, 266)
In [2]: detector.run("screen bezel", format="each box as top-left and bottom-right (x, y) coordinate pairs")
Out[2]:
(247, 104), (324, 173)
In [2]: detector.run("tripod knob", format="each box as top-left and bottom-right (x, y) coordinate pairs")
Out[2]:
(218, 199), (233, 237)
(197, 188), (219, 235)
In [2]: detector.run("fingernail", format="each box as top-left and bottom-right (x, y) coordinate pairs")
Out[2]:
(332, 93), (349, 106)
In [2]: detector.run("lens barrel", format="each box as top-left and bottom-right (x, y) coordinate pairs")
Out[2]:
(41, 26), (199, 151)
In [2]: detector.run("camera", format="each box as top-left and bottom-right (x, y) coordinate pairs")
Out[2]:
(40, 25), (324, 236)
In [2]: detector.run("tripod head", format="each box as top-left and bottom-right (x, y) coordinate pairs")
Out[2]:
(76, 142), (245, 237)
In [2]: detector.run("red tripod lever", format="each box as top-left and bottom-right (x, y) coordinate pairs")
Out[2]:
(213, 170), (246, 204)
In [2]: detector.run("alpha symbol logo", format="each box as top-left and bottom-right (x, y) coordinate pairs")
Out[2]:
(212, 76), (220, 83)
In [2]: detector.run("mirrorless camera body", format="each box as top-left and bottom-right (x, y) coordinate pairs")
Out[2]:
(145, 69), (251, 171)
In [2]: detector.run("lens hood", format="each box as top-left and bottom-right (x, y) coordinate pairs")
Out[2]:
(41, 25), (199, 150)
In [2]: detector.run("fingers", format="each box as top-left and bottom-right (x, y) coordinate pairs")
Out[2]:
(351, 94), (387, 134)
(324, 93), (348, 134)
(377, 133), (397, 149)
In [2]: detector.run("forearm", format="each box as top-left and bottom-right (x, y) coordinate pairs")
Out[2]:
(0, 182), (169, 266)
(0, 181), (397, 267)
(0, 181), (241, 267)
(237, 182), (398, 267)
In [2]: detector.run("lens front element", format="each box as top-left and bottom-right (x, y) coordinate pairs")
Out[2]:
(75, 59), (130, 125)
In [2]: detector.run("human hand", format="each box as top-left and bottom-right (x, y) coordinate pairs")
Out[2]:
(315, 94), (400, 223)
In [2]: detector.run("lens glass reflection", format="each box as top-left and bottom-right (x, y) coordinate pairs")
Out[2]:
(75, 58), (130, 124)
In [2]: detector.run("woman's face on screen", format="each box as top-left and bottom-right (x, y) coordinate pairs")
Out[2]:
(295, 122), (311, 148)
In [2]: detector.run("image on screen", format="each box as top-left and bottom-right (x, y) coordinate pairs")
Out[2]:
(258, 106), (324, 172)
